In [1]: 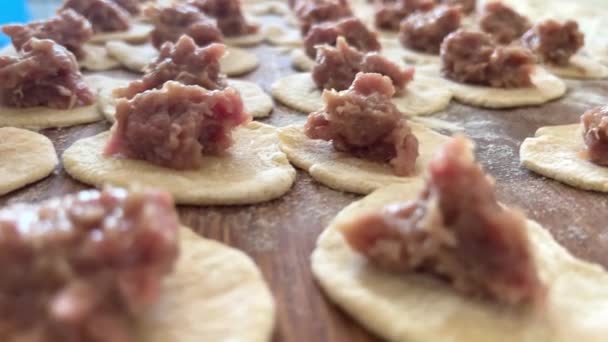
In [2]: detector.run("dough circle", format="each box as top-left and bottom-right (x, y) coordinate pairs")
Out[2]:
(88, 22), (153, 44)
(0, 127), (58, 196)
(545, 54), (608, 80)
(79, 44), (120, 71)
(105, 41), (259, 76)
(278, 123), (449, 194)
(224, 32), (266, 47)
(264, 25), (302, 47)
(312, 183), (608, 342)
(63, 122), (297, 205)
(290, 49), (315, 71)
(271, 73), (453, 116)
(520, 123), (608, 192)
(432, 66), (567, 109)
(99, 79), (273, 122)
(0, 75), (117, 129)
(137, 227), (275, 342)
(379, 36), (441, 65)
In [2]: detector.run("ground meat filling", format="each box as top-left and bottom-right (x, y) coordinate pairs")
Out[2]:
(145, 4), (224, 49)
(438, 0), (475, 13)
(60, 0), (131, 33)
(304, 17), (381, 59)
(186, 0), (259, 37)
(374, 0), (435, 31)
(2, 9), (93, 59)
(0, 187), (179, 342)
(581, 105), (608, 166)
(522, 19), (584, 66)
(399, 5), (462, 54)
(114, 35), (227, 100)
(441, 30), (535, 88)
(294, 0), (353, 34)
(340, 136), (545, 305)
(479, 2), (531, 45)
(313, 37), (414, 91)
(111, 0), (141, 15)
(105, 81), (250, 169)
(0, 38), (95, 109)
(305, 73), (419, 175)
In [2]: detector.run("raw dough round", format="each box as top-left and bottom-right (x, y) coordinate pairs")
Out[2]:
(137, 227), (275, 342)
(0, 75), (117, 129)
(224, 32), (266, 47)
(79, 44), (120, 71)
(63, 122), (296, 205)
(379, 36), (441, 65)
(290, 49), (315, 71)
(271, 73), (453, 116)
(88, 22), (153, 44)
(99, 79), (273, 122)
(105, 41), (259, 76)
(520, 123), (608, 192)
(545, 54), (608, 80)
(0, 127), (58, 196)
(312, 183), (608, 342)
(278, 123), (449, 194)
(434, 66), (567, 109)
(264, 25), (302, 47)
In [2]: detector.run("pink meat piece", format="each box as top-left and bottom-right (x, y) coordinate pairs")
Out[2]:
(0, 38), (95, 109)
(145, 4), (224, 49)
(340, 136), (546, 305)
(60, 0), (131, 33)
(294, 0), (353, 34)
(399, 5), (462, 54)
(522, 19), (584, 66)
(0, 187), (179, 342)
(441, 30), (535, 88)
(186, 0), (259, 37)
(581, 105), (608, 166)
(313, 37), (414, 91)
(305, 72), (420, 176)
(2, 9), (93, 59)
(479, 1), (531, 44)
(374, 0), (435, 31)
(105, 81), (250, 169)
(304, 16), (381, 58)
(114, 35), (227, 100)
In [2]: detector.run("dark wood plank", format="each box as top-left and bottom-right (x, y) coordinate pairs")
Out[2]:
(2, 17), (608, 342)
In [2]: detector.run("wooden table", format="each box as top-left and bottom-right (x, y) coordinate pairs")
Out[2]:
(2, 18), (608, 342)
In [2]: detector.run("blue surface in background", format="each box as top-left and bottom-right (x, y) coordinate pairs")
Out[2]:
(0, 1), (31, 47)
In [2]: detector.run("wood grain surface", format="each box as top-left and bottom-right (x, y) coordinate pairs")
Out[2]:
(2, 15), (608, 342)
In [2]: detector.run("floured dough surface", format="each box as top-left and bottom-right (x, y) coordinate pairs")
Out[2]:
(435, 66), (567, 108)
(290, 49), (315, 71)
(271, 73), (452, 116)
(0, 127), (58, 196)
(99, 79), (272, 122)
(105, 41), (259, 76)
(278, 123), (449, 194)
(79, 44), (120, 71)
(88, 22), (153, 44)
(379, 36), (441, 65)
(224, 32), (266, 47)
(264, 25), (302, 47)
(63, 122), (296, 205)
(520, 123), (608, 192)
(137, 227), (275, 342)
(0, 74), (119, 129)
(545, 54), (608, 79)
(312, 183), (608, 342)
(244, 0), (290, 16)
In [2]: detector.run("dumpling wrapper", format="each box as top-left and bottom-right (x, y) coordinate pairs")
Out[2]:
(278, 122), (449, 194)
(224, 31), (266, 47)
(544, 54), (608, 80)
(418, 65), (567, 109)
(63, 122), (297, 205)
(105, 41), (259, 76)
(271, 73), (453, 116)
(0, 74), (118, 129)
(137, 227), (275, 342)
(520, 123), (608, 192)
(88, 22), (153, 44)
(312, 183), (608, 342)
(98, 79), (273, 121)
(379, 36), (441, 65)
(264, 25), (302, 47)
(0, 127), (58, 196)
(290, 49), (315, 71)
(244, 0), (290, 16)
